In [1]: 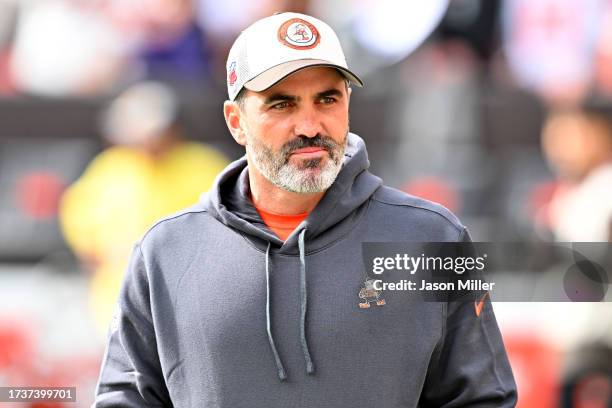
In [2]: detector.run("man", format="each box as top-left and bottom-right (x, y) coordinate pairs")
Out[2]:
(94, 12), (517, 407)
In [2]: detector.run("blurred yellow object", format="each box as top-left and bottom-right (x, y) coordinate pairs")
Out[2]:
(59, 142), (228, 334)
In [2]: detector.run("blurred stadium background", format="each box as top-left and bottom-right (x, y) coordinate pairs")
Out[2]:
(0, 0), (611, 406)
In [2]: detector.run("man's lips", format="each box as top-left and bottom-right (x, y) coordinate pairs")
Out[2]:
(290, 147), (327, 156)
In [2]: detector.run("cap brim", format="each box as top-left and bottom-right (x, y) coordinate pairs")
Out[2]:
(243, 59), (364, 92)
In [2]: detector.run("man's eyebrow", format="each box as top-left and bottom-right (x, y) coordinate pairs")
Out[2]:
(316, 88), (344, 99)
(263, 94), (298, 105)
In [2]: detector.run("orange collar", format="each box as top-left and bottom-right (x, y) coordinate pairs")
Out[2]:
(254, 205), (309, 241)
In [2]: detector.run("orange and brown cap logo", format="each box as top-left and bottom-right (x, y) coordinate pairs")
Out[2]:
(277, 18), (321, 50)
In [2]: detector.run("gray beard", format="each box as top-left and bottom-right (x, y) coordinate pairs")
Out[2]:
(246, 131), (347, 194)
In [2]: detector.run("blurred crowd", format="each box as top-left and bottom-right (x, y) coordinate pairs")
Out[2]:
(0, 0), (314, 96)
(1, 0), (612, 407)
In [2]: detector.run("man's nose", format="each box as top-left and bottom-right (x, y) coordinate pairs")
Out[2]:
(293, 106), (323, 138)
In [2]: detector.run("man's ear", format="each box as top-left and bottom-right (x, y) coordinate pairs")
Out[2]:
(223, 101), (247, 146)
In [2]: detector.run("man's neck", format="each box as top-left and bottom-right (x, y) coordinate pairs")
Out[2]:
(248, 163), (324, 215)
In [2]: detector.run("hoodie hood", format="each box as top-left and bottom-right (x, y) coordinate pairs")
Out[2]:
(203, 132), (382, 253)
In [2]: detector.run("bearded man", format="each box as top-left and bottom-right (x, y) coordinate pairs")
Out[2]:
(94, 12), (517, 407)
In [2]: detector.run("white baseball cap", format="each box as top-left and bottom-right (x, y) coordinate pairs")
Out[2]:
(226, 12), (364, 101)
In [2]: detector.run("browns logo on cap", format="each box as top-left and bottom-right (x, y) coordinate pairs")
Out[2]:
(277, 18), (320, 50)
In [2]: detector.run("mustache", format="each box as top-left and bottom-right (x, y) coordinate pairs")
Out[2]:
(281, 135), (339, 157)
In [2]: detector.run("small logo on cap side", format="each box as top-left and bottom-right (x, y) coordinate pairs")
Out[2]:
(228, 61), (237, 86)
(278, 18), (320, 50)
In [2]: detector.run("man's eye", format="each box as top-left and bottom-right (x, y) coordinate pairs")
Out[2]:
(272, 102), (290, 110)
(320, 97), (336, 104)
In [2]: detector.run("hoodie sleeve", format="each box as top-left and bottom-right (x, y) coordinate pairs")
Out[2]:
(93, 244), (173, 407)
(418, 228), (518, 407)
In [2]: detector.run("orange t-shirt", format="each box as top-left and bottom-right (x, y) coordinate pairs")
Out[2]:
(254, 205), (309, 241)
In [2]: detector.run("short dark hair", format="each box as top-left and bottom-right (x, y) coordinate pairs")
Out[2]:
(234, 87), (247, 111)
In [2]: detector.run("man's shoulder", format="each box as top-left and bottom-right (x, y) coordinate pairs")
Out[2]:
(139, 201), (211, 247)
(370, 185), (465, 235)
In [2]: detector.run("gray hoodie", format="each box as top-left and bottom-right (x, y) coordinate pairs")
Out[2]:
(94, 133), (517, 407)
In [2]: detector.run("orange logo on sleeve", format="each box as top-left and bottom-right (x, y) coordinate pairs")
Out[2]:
(474, 292), (489, 317)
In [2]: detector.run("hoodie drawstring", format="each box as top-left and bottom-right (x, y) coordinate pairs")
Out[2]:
(298, 229), (315, 375)
(265, 229), (315, 381)
(265, 242), (287, 381)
